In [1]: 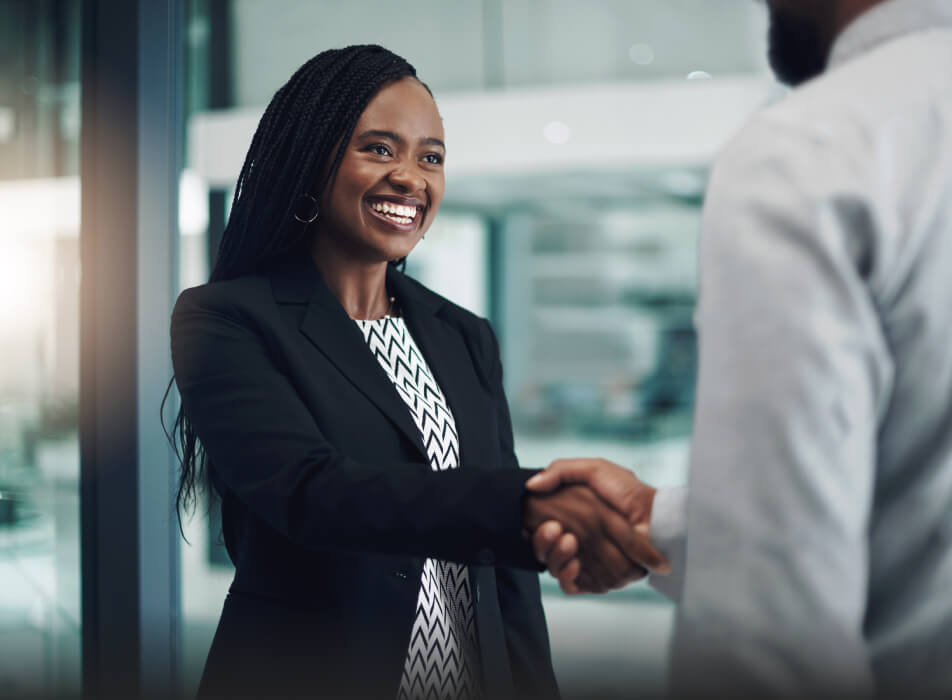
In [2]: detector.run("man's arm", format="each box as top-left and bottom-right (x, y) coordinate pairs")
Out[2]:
(527, 112), (893, 695)
(669, 116), (892, 698)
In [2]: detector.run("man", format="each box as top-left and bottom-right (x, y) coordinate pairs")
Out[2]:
(525, 0), (952, 696)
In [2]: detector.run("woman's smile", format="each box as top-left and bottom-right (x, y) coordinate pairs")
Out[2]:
(365, 196), (425, 231)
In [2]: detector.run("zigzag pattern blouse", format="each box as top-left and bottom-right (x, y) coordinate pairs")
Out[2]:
(354, 316), (481, 700)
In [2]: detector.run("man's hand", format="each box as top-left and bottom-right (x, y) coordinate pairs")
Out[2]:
(526, 459), (669, 593)
(523, 483), (666, 593)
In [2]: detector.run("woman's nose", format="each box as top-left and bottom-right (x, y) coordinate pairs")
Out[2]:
(387, 163), (426, 193)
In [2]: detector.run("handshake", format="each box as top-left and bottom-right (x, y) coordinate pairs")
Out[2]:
(521, 458), (671, 594)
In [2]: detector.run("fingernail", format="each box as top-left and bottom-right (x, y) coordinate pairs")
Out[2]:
(527, 476), (548, 491)
(654, 561), (672, 576)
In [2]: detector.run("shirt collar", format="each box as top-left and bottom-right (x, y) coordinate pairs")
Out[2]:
(829, 0), (952, 68)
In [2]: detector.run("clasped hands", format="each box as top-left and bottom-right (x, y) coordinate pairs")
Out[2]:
(522, 459), (670, 594)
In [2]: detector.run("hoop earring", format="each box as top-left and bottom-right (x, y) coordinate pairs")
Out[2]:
(293, 194), (320, 224)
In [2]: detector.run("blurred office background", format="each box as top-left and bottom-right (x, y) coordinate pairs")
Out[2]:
(0, 0), (774, 697)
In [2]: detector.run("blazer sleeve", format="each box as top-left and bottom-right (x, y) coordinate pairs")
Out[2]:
(477, 319), (561, 699)
(170, 286), (540, 569)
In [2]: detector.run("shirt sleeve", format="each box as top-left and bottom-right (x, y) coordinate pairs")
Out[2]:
(668, 116), (894, 698)
(647, 485), (688, 601)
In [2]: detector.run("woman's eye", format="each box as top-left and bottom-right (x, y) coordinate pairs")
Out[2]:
(423, 153), (443, 165)
(367, 144), (392, 156)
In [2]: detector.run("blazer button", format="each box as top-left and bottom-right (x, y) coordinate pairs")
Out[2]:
(392, 570), (408, 580)
(477, 548), (495, 566)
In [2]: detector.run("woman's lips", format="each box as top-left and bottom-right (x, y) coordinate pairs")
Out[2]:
(366, 199), (422, 231)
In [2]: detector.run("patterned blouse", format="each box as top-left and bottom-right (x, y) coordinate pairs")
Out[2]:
(354, 316), (481, 700)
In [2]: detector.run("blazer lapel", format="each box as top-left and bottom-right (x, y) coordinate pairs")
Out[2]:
(389, 268), (490, 471)
(271, 260), (427, 459)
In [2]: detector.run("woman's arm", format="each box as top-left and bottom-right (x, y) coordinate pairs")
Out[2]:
(170, 285), (539, 568)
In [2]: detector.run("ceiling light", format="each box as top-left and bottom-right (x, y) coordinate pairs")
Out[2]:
(628, 43), (655, 66)
(543, 121), (571, 145)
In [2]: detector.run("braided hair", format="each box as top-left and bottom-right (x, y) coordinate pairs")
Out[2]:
(166, 45), (429, 531)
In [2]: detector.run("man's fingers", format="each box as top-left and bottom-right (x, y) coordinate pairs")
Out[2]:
(531, 520), (564, 564)
(558, 559), (582, 595)
(611, 564), (649, 591)
(575, 531), (620, 592)
(546, 533), (579, 575)
(573, 568), (594, 594)
(603, 507), (670, 574)
(589, 535), (644, 588)
(576, 504), (644, 588)
(575, 570), (608, 595)
(563, 543), (646, 594)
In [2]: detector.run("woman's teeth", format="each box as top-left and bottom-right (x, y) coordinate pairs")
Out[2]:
(370, 201), (418, 224)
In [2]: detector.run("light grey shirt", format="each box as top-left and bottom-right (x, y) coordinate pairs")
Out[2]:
(648, 1), (952, 696)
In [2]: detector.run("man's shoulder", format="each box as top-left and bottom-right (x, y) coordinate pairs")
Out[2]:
(741, 27), (950, 153)
(714, 25), (952, 205)
(711, 70), (881, 193)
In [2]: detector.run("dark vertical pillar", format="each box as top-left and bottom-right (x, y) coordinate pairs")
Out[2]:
(79, 0), (140, 693)
(207, 0), (233, 110)
(204, 0), (234, 566)
(79, 0), (183, 697)
(486, 215), (504, 331)
(206, 189), (228, 271)
(205, 0), (232, 274)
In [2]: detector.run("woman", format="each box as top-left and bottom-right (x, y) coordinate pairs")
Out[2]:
(169, 45), (560, 700)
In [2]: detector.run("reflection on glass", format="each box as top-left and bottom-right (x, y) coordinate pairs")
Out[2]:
(0, 0), (82, 696)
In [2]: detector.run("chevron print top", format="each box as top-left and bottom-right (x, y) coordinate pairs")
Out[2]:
(354, 316), (481, 700)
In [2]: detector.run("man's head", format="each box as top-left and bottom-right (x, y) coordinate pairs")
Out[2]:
(765, 0), (885, 85)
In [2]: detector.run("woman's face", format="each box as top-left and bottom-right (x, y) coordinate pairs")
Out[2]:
(314, 77), (446, 264)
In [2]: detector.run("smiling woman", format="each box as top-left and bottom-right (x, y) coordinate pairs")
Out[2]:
(312, 78), (446, 300)
(166, 45), (561, 700)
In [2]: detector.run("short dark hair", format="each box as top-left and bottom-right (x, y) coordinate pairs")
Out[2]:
(167, 45), (428, 531)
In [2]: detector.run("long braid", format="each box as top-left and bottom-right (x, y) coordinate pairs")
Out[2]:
(167, 45), (429, 530)
(214, 48), (377, 280)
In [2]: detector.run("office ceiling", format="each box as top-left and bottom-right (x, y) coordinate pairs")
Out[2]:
(229, 0), (770, 105)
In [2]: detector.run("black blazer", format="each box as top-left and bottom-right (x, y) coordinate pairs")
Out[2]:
(170, 259), (559, 699)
